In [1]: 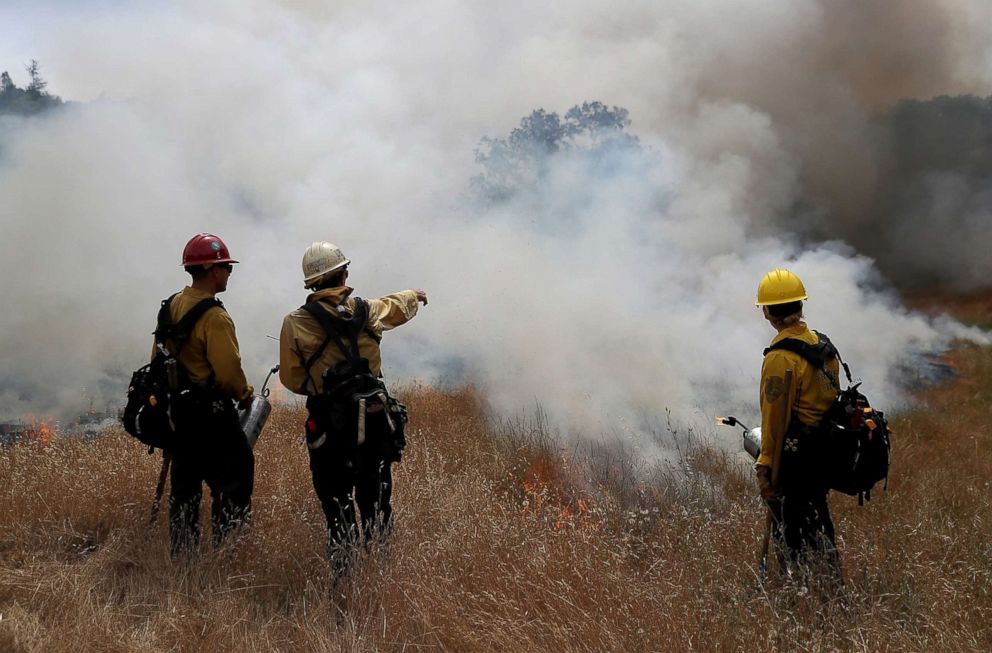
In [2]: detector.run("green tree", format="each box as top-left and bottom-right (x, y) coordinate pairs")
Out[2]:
(472, 102), (640, 204)
(26, 60), (47, 95)
(0, 62), (63, 117)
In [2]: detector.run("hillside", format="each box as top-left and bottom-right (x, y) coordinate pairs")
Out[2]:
(1, 300), (991, 651)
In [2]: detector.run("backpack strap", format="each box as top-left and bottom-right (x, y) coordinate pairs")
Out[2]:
(299, 297), (371, 382)
(154, 294), (224, 356)
(763, 330), (853, 389)
(154, 293), (180, 346)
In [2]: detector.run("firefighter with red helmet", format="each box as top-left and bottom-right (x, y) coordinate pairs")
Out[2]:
(159, 233), (255, 557)
(279, 241), (427, 576)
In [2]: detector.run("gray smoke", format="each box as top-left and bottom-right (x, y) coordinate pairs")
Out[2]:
(0, 0), (990, 448)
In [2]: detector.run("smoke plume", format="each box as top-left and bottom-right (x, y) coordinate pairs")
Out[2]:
(1, 0), (990, 448)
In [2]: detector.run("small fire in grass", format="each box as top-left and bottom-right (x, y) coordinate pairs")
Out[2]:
(25, 416), (57, 445)
(520, 456), (595, 530)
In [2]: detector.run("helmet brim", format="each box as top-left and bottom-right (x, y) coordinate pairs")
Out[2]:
(181, 258), (239, 267)
(755, 294), (807, 307)
(303, 259), (350, 285)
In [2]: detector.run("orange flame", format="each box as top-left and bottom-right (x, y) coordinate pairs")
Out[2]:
(554, 498), (594, 530)
(26, 416), (56, 445)
(519, 456), (595, 530)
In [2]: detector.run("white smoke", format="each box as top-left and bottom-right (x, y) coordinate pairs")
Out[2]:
(1, 0), (990, 447)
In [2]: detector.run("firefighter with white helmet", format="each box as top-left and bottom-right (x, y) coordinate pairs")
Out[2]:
(159, 233), (255, 557)
(755, 269), (842, 578)
(301, 241), (350, 288)
(280, 241), (427, 577)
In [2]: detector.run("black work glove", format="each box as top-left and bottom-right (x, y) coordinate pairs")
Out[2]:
(756, 464), (778, 502)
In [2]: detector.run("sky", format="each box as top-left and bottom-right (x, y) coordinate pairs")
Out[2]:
(1, 0), (990, 454)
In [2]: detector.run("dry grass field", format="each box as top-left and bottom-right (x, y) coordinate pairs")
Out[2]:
(1, 299), (991, 652)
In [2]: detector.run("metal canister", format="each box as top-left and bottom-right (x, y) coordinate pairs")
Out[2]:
(239, 395), (272, 449)
(239, 364), (279, 449)
(743, 427), (762, 460)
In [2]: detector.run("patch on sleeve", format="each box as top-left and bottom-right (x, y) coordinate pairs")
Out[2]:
(763, 376), (786, 403)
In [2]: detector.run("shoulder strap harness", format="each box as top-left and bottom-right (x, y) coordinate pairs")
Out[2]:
(150, 294), (223, 392)
(298, 297), (380, 391)
(763, 330), (853, 390)
(154, 293), (224, 356)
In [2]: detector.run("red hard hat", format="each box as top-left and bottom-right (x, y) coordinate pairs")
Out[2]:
(181, 233), (239, 267)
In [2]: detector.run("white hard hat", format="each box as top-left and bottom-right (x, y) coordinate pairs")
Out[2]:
(302, 241), (350, 288)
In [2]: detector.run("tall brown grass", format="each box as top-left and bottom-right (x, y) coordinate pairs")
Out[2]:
(2, 328), (992, 650)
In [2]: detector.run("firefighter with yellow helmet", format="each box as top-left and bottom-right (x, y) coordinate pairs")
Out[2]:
(161, 233), (255, 557)
(755, 269), (842, 577)
(279, 241), (427, 576)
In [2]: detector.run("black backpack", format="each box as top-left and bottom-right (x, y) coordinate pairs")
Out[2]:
(300, 298), (407, 462)
(301, 298), (383, 401)
(121, 294), (222, 451)
(765, 331), (892, 504)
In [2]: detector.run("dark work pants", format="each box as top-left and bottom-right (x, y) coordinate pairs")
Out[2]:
(307, 423), (394, 572)
(169, 399), (254, 557)
(769, 490), (840, 576)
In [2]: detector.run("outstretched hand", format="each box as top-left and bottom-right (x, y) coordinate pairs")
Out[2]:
(414, 288), (428, 305)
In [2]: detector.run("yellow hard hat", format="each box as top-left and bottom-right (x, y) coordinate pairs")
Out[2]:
(756, 269), (807, 306)
(302, 241), (350, 288)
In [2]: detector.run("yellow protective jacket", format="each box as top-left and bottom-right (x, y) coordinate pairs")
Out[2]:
(279, 286), (420, 396)
(151, 287), (254, 401)
(756, 324), (839, 470)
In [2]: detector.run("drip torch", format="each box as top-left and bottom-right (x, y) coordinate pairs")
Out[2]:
(239, 365), (279, 449)
(716, 415), (762, 460)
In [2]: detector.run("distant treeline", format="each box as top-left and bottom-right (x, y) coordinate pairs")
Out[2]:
(474, 95), (992, 206)
(471, 101), (640, 204)
(0, 60), (63, 117)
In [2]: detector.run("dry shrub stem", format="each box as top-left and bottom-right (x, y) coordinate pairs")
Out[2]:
(2, 344), (992, 651)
